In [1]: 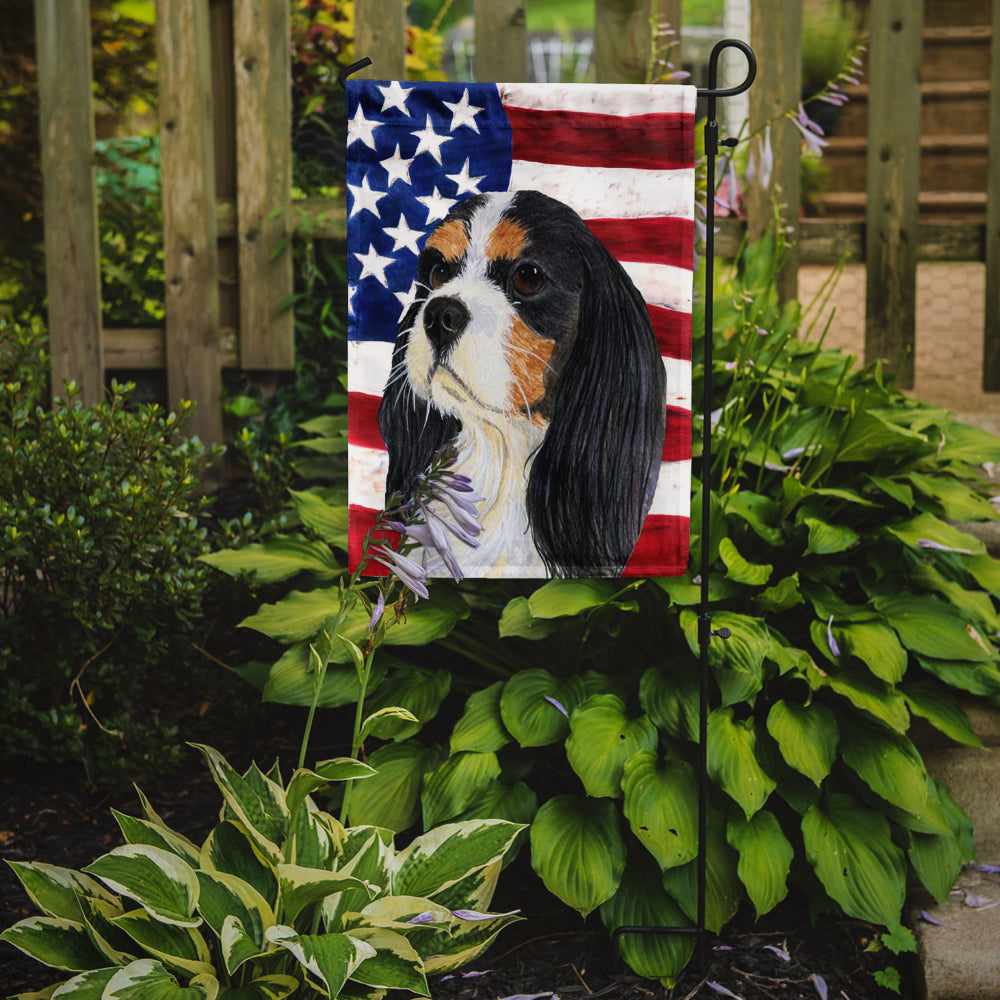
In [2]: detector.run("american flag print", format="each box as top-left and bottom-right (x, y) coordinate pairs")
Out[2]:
(347, 79), (696, 578)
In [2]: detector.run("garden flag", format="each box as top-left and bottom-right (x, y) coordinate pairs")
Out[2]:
(347, 80), (696, 579)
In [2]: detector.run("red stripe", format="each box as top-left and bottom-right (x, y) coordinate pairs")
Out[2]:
(348, 505), (402, 575)
(506, 106), (694, 171)
(586, 217), (694, 270)
(663, 407), (692, 462)
(624, 514), (690, 577)
(348, 392), (385, 450)
(649, 306), (691, 361)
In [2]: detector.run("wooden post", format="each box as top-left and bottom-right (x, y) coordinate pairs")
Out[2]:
(983, 0), (1000, 390)
(594, 0), (652, 84)
(157, 0), (223, 445)
(233, 0), (294, 369)
(864, 0), (923, 389)
(746, 0), (801, 305)
(354, 0), (406, 80)
(474, 0), (527, 82)
(34, 0), (104, 405)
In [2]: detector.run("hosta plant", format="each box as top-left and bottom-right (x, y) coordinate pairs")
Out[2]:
(1, 744), (523, 999)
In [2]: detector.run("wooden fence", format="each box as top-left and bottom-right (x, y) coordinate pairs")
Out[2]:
(33, 0), (1000, 445)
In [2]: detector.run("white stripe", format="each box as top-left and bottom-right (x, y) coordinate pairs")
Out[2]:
(509, 162), (695, 221)
(664, 357), (692, 411)
(349, 339), (393, 397)
(499, 82), (697, 118)
(349, 442), (389, 511)
(648, 459), (692, 518)
(622, 261), (693, 313)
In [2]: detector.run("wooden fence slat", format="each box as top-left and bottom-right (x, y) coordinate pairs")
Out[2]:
(473, 0), (527, 82)
(747, 0), (802, 305)
(157, 0), (223, 445)
(34, 0), (103, 405)
(983, 0), (1000, 390)
(354, 0), (407, 80)
(594, 0), (654, 84)
(864, 0), (923, 390)
(233, 0), (294, 369)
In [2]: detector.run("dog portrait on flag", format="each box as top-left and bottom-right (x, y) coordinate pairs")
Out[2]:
(347, 80), (696, 579)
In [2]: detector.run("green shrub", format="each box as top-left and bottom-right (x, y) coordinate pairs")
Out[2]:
(0, 317), (220, 783)
(1, 743), (524, 998)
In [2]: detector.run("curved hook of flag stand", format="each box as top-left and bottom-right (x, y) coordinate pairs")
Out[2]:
(339, 40), (758, 976)
(612, 38), (756, 973)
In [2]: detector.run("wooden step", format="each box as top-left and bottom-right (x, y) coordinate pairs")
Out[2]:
(921, 0), (992, 28)
(922, 25), (993, 83)
(812, 190), (987, 223)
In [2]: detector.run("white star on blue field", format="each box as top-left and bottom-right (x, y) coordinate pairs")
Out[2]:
(346, 82), (514, 345)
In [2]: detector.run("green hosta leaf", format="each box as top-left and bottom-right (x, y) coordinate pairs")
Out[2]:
(393, 820), (524, 901)
(285, 759), (376, 821)
(886, 512), (985, 556)
(654, 573), (737, 606)
(111, 909), (214, 978)
(839, 718), (929, 816)
(755, 573), (804, 614)
(874, 594), (995, 662)
(808, 660), (910, 732)
(765, 700), (838, 786)
(499, 670), (584, 747)
(565, 695), (658, 798)
(265, 926), (375, 997)
(0, 916), (107, 971)
(421, 751), (502, 828)
(103, 959), (218, 999)
(530, 795), (626, 917)
(707, 708), (776, 818)
(112, 812), (201, 868)
(661, 810), (741, 933)
(216, 975), (299, 1000)
(901, 680), (982, 748)
(497, 596), (564, 639)
(911, 562), (1000, 632)
(803, 517), (859, 556)
(906, 472), (998, 521)
(200, 535), (341, 584)
(835, 410), (927, 463)
(527, 579), (620, 617)
(909, 827), (965, 905)
(346, 926), (429, 994)
(621, 751), (698, 871)
(639, 664), (699, 742)
(718, 537), (772, 586)
(347, 740), (442, 832)
(727, 811), (793, 917)
(802, 793), (906, 926)
(195, 871), (273, 973)
(362, 667), (451, 740)
(4, 862), (118, 922)
(866, 474), (914, 509)
(288, 488), (348, 545)
(83, 846), (200, 928)
(599, 853), (694, 987)
(935, 421), (1000, 464)
(967, 553), (1000, 597)
(200, 822), (278, 910)
(724, 490), (784, 545)
(680, 610), (770, 706)
(450, 682), (511, 754)
(360, 706), (421, 742)
(453, 779), (538, 827)
(916, 655), (1000, 697)
(261, 643), (387, 709)
(834, 621), (907, 684)
(277, 865), (374, 925)
(190, 746), (287, 862)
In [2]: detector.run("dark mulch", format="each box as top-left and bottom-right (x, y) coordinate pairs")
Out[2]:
(1, 749), (914, 1000)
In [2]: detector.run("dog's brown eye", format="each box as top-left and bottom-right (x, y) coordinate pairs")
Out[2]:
(512, 262), (545, 296)
(429, 261), (453, 289)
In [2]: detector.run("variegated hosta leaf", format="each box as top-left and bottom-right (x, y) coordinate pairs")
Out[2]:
(195, 870), (274, 973)
(450, 681), (511, 754)
(802, 793), (906, 926)
(200, 822), (278, 910)
(46, 966), (118, 997)
(285, 760), (377, 823)
(421, 907), (522, 975)
(345, 926), (429, 995)
(424, 860), (501, 916)
(421, 751), (501, 829)
(706, 707), (776, 819)
(529, 795), (626, 917)
(621, 751), (699, 871)
(265, 926), (376, 998)
(323, 829), (393, 931)
(599, 853), (694, 987)
(765, 700), (838, 786)
(0, 916), (107, 972)
(276, 864), (375, 925)
(4, 861), (118, 922)
(288, 801), (343, 870)
(102, 958), (218, 999)
(214, 974), (299, 999)
(219, 915), (270, 980)
(110, 908), (214, 978)
(391, 820), (524, 901)
(77, 894), (136, 966)
(726, 810), (793, 918)
(83, 846), (200, 928)
(112, 810), (202, 868)
(566, 695), (658, 799)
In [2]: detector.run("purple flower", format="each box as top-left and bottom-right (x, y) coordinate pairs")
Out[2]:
(812, 974), (828, 1000)
(407, 911), (438, 925)
(791, 104), (828, 156)
(763, 944), (790, 961)
(706, 983), (742, 999)
(917, 538), (973, 554)
(544, 695), (569, 718)
(369, 543), (429, 600)
(827, 616), (841, 658)
(747, 125), (774, 191)
(367, 590), (385, 631)
(451, 908), (520, 921)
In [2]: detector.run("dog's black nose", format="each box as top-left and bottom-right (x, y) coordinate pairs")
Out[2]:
(423, 296), (469, 357)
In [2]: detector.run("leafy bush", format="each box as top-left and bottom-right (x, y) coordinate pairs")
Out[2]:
(208, 233), (1000, 985)
(0, 317), (220, 783)
(1, 743), (524, 998)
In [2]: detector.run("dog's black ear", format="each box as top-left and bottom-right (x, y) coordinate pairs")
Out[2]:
(528, 236), (665, 577)
(378, 301), (460, 505)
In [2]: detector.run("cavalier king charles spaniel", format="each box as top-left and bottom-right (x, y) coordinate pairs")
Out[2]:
(378, 190), (666, 578)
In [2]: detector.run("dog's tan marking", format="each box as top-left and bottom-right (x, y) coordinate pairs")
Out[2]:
(507, 317), (554, 426)
(487, 219), (529, 262)
(425, 220), (469, 261)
